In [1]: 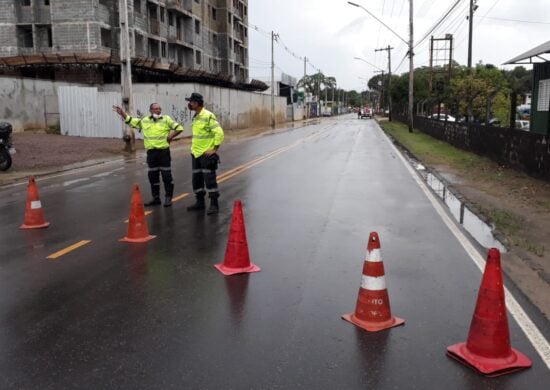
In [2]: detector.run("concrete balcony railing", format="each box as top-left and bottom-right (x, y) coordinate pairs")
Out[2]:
(166, 0), (192, 14)
(233, 5), (244, 20)
(149, 19), (160, 35)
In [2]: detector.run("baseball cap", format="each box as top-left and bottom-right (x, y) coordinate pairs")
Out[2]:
(185, 92), (204, 104)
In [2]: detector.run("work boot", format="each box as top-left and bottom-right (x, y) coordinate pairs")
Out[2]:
(163, 196), (172, 208)
(187, 196), (206, 211)
(207, 196), (219, 215)
(144, 197), (161, 206)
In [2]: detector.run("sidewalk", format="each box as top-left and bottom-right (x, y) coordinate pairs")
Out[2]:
(0, 117), (323, 186)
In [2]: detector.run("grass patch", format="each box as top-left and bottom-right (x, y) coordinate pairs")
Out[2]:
(380, 121), (491, 174)
(46, 124), (61, 135)
(485, 208), (523, 236)
(379, 121), (537, 187)
(381, 120), (550, 258)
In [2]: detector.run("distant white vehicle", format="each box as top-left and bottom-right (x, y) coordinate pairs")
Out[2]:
(322, 107), (332, 117)
(428, 114), (456, 122)
(515, 120), (529, 131)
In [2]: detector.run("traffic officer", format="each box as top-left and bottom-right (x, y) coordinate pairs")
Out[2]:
(113, 103), (183, 207)
(185, 92), (224, 215)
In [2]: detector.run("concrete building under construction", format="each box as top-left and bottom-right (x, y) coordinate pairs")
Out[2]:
(0, 0), (258, 88)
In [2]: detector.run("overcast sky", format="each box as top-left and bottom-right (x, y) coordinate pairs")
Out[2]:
(248, 0), (550, 91)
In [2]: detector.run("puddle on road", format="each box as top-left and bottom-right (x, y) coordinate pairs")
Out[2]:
(417, 165), (507, 252)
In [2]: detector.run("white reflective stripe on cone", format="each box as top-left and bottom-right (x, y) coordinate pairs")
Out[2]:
(361, 275), (386, 291)
(366, 248), (382, 262)
(30, 201), (42, 209)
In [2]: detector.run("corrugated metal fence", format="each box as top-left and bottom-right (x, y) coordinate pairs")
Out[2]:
(59, 85), (288, 139)
(59, 86), (124, 138)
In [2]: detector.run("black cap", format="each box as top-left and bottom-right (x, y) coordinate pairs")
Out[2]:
(185, 92), (204, 104)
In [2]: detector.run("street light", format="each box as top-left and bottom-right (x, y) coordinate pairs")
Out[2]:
(347, 1), (408, 45)
(353, 57), (384, 72)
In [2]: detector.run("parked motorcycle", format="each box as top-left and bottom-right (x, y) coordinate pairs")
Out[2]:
(0, 122), (15, 171)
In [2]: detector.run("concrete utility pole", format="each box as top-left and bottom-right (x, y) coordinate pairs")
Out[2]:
(467, 0), (475, 122)
(271, 31), (279, 129)
(374, 70), (385, 112)
(349, 1), (414, 131)
(375, 45), (393, 121)
(408, 0), (414, 132)
(317, 70), (321, 117)
(303, 56), (308, 119)
(119, 0), (134, 148)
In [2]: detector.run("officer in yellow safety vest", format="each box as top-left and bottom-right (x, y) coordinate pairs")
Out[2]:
(185, 92), (225, 215)
(113, 103), (183, 207)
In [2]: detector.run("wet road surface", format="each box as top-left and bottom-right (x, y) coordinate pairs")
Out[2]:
(1, 116), (549, 389)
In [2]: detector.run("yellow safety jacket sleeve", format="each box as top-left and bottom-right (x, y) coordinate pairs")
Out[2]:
(124, 115), (143, 129)
(209, 114), (224, 146)
(165, 116), (184, 132)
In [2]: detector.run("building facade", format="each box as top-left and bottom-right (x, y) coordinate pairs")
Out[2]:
(0, 0), (249, 83)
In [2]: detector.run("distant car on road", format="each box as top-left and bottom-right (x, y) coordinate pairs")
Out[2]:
(428, 114), (456, 122)
(360, 108), (373, 119)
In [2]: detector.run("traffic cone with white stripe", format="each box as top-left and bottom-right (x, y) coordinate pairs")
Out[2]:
(446, 248), (532, 376)
(20, 176), (50, 229)
(342, 232), (404, 332)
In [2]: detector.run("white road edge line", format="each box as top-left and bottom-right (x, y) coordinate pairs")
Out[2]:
(380, 125), (550, 370)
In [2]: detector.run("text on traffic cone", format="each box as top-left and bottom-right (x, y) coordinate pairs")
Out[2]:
(342, 232), (404, 332)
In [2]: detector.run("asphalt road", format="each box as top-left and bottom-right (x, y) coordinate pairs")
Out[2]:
(0, 115), (549, 389)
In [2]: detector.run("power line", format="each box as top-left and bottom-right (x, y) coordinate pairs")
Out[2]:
(415, 0), (465, 48)
(479, 15), (550, 25)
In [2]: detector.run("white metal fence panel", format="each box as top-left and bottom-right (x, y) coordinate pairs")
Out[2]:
(97, 92), (124, 138)
(59, 86), (98, 137)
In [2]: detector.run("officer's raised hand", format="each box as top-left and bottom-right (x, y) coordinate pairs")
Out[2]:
(112, 105), (127, 119)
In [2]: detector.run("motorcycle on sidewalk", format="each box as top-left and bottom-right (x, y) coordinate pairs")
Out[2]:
(0, 122), (16, 171)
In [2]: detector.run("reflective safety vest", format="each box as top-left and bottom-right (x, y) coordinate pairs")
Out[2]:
(125, 115), (183, 149)
(191, 108), (224, 158)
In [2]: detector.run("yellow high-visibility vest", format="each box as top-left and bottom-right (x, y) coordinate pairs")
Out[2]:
(125, 115), (183, 149)
(191, 108), (224, 158)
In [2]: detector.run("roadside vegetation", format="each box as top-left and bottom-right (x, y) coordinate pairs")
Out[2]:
(380, 120), (549, 258)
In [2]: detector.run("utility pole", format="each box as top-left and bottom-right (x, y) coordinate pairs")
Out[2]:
(375, 45), (393, 121)
(467, 0), (474, 69)
(374, 70), (385, 112)
(316, 70), (321, 117)
(408, 0), (414, 132)
(467, 0), (475, 122)
(271, 31), (278, 129)
(303, 56), (308, 119)
(119, 0), (133, 149)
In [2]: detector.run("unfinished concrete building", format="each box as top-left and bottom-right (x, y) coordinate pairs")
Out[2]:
(0, 0), (254, 87)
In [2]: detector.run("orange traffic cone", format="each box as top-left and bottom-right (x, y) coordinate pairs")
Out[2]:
(20, 176), (50, 229)
(447, 248), (532, 376)
(214, 200), (260, 275)
(342, 232), (404, 332)
(120, 184), (156, 243)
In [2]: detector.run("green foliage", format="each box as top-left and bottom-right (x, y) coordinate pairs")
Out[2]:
(369, 62), (532, 124)
(46, 124), (61, 135)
